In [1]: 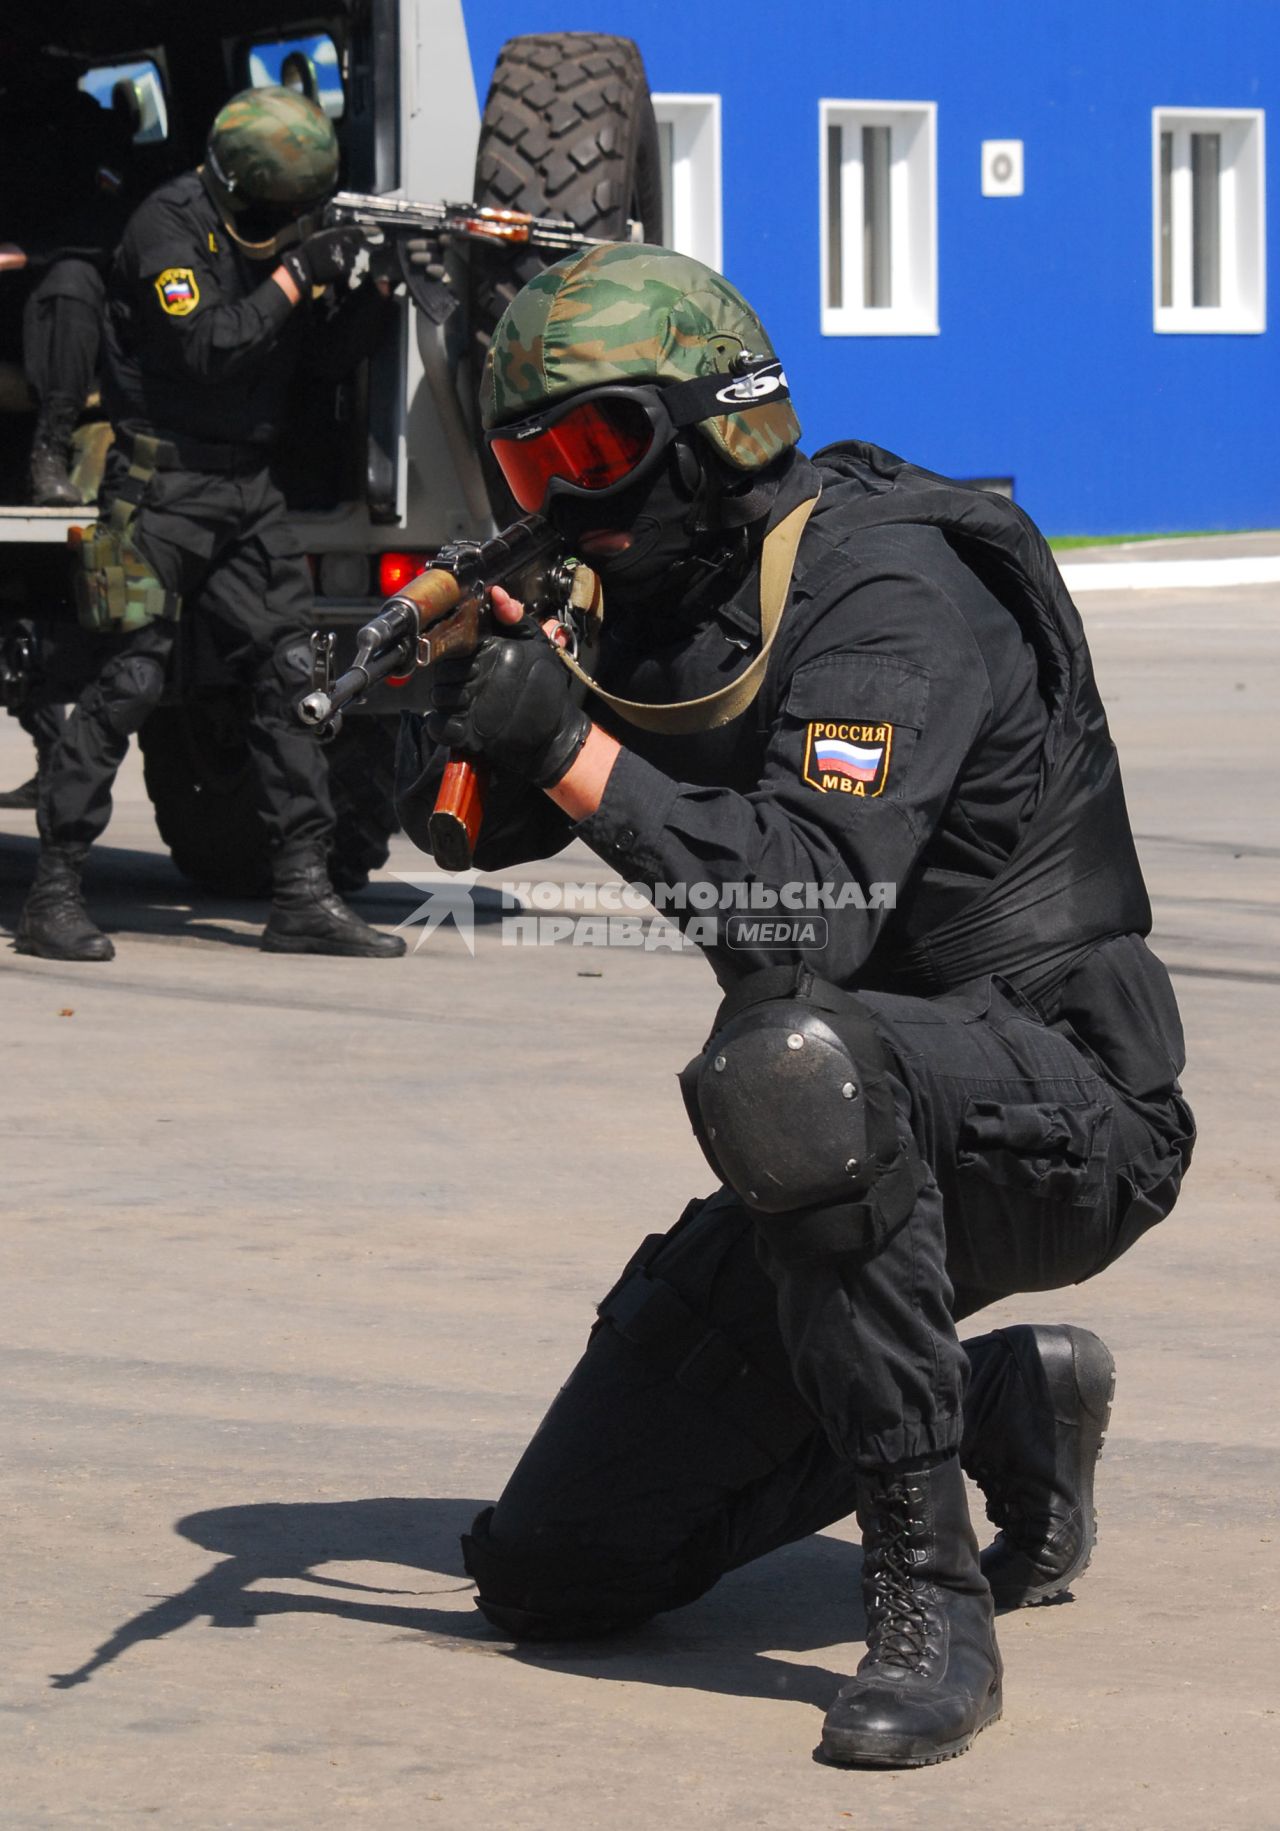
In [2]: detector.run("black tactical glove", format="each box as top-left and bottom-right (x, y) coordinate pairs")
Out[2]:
(426, 617), (591, 788)
(279, 225), (369, 292)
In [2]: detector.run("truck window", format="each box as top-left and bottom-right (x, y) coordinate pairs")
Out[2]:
(247, 34), (344, 119)
(78, 60), (169, 145)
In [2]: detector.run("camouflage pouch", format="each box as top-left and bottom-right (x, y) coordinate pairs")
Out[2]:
(68, 522), (180, 633)
(66, 432), (181, 634)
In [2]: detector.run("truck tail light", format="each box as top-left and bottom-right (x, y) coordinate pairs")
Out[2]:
(378, 551), (430, 597)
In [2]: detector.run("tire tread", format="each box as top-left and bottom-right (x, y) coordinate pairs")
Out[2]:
(467, 31), (662, 482)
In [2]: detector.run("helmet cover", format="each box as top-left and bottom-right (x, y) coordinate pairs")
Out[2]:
(206, 85), (338, 215)
(481, 243), (801, 472)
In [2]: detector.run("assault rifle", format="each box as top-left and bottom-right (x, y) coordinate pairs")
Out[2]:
(322, 190), (643, 320)
(297, 517), (598, 871)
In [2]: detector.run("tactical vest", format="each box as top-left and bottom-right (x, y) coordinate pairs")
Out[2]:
(808, 442), (1185, 1101)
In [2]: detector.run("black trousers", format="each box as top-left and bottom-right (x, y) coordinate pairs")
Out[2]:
(39, 453), (333, 855)
(23, 258), (103, 407)
(15, 701), (65, 769)
(468, 979), (1192, 1631)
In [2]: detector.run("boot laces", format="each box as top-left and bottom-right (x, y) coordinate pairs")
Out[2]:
(865, 1483), (932, 1673)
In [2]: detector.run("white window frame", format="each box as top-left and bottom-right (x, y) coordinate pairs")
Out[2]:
(651, 93), (723, 269)
(820, 100), (938, 336)
(1152, 107), (1266, 334)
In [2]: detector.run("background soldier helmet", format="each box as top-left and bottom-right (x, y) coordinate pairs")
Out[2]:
(481, 243), (802, 472)
(204, 86), (339, 247)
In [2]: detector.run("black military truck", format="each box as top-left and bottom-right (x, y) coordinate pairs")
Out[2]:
(0, 2), (660, 892)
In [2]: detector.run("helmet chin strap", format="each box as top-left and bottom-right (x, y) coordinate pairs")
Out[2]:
(220, 215), (306, 261)
(197, 164), (308, 261)
(693, 450), (784, 533)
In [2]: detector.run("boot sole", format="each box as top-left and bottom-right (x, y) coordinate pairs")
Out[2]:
(260, 931), (405, 958)
(13, 934), (115, 962)
(986, 1328), (1116, 1610)
(820, 1698), (1003, 1769)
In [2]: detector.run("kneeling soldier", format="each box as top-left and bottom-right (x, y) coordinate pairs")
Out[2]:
(397, 246), (1195, 1766)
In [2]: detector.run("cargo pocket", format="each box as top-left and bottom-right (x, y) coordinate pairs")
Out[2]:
(957, 1095), (1112, 1208)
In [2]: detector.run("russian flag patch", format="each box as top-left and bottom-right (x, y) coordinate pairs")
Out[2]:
(801, 720), (894, 798)
(155, 267), (200, 317)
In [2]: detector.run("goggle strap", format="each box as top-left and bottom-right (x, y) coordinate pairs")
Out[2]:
(662, 360), (790, 429)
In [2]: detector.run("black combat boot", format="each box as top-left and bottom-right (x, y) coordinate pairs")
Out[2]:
(28, 396), (84, 507)
(0, 775), (39, 809)
(261, 847), (406, 957)
(821, 1455), (1002, 1768)
(15, 844), (114, 961)
(961, 1324), (1115, 1609)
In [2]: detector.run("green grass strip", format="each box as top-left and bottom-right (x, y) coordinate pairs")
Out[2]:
(1047, 530), (1235, 551)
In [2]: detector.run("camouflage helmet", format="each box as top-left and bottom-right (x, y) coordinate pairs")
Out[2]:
(481, 244), (801, 472)
(205, 86), (338, 217)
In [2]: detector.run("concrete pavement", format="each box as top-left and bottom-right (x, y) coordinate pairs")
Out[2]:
(1, 580), (1277, 1829)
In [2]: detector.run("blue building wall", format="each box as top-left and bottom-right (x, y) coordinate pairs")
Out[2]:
(460, 1), (1279, 535)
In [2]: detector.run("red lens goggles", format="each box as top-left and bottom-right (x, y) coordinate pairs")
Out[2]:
(487, 387), (673, 514)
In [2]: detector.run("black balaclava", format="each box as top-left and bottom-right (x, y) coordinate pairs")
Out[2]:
(547, 433), (788, 624)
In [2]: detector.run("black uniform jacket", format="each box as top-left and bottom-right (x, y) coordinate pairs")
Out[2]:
(102, 170), (389, 449)
(398, 443), (1187, 1107)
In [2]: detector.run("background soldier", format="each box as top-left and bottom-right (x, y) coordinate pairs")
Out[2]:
(397, 246), (1195, 1767)
(0, 48), (128, 804)
(0, 47), (132, 506)
(17, 87), (404, 961)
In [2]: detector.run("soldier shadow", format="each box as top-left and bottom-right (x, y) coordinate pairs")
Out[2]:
(48, 1495), (863, 1713)
(0, 831), (507, 950)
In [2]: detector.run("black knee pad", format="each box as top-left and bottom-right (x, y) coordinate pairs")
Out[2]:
(93, 653), (167, 737)
(253, 635), (313, 727)
(679, 966), (924, 1260)
(269, 634), (314, 696)
(461, 1506), (709, 1641)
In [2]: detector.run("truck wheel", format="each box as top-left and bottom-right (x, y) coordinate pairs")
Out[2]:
(139, 698), (271, 897)
(139, 702), (399, 898)
(469, 33), (662, 513)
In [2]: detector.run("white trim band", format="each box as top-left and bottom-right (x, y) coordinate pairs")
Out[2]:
(1060, 556), (1280, 592)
